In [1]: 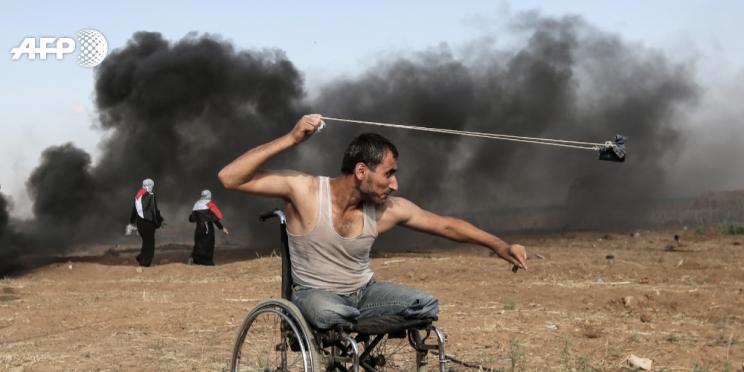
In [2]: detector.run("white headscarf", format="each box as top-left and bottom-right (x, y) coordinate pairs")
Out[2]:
(142, 178), (155, 193)
(192, 189), (211, 211)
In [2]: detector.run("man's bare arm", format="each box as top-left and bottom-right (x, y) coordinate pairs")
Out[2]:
(217, 114), (323, 198)
(385, 197), (528, 270)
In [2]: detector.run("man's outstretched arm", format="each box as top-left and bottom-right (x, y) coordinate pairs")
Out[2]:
(218, 114), (323, 198)
(385, 197), (528, 271)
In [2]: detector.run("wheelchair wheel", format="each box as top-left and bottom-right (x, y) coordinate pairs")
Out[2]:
(230, 299), (323, 372)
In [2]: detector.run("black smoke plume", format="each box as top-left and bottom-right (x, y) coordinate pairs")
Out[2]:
(0, 194), (9, 240)
(26, 143), (97, 245)
(89, 31), (306, 225)
(312, 14), (698, 229)
(0, 192), (16, 273)
(1, 192), (28, 274)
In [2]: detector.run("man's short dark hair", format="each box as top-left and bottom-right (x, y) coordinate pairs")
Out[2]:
(340, 133), (399, 174)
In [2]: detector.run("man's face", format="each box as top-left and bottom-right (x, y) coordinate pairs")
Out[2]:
(359, 150), (398, 205)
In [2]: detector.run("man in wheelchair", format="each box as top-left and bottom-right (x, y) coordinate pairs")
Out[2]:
(218, 114), (528, 333)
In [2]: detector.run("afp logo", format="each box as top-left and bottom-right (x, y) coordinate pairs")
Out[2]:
(10, 29), (108, 68)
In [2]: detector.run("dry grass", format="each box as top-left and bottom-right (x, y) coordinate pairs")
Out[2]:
(1, 230), (743, 370)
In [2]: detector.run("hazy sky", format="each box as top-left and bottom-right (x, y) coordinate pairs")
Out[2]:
(2, 1), (743, 217)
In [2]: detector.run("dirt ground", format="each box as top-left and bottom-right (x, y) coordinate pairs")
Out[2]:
(1, 229), (743, 371)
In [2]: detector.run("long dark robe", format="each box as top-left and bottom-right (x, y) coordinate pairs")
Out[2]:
(130, 192), (163, 267)
(189, 209), (223, 265)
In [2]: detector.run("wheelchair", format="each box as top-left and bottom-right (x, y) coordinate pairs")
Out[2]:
(230, 209), (447, 371)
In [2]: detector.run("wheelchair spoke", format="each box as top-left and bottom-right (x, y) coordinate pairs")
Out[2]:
(358, 333), (418, 371)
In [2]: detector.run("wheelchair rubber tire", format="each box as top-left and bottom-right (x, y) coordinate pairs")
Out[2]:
(230, 298), (323, 371)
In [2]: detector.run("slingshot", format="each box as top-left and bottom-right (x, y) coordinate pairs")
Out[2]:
(319, 116), (626, 162)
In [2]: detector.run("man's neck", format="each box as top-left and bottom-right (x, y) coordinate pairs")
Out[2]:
(329, 175), (363, 213)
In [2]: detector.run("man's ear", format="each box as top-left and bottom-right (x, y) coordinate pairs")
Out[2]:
(354, 162), (367, 180)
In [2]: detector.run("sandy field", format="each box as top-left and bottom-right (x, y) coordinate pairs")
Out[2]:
(1, 229), (743, 371)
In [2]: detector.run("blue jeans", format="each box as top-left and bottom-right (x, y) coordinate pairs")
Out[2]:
(291, 279), (439, 330)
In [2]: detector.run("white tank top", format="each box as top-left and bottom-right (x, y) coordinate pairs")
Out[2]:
(287, 176), (377, 294)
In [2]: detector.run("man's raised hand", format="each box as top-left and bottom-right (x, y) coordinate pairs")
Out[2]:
(289, 114), (323, 145)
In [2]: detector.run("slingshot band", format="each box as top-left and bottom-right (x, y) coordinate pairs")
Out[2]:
(320, 116), (605, 151)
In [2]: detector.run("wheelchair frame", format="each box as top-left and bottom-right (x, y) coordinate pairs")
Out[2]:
(229, 209), (447, 371)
